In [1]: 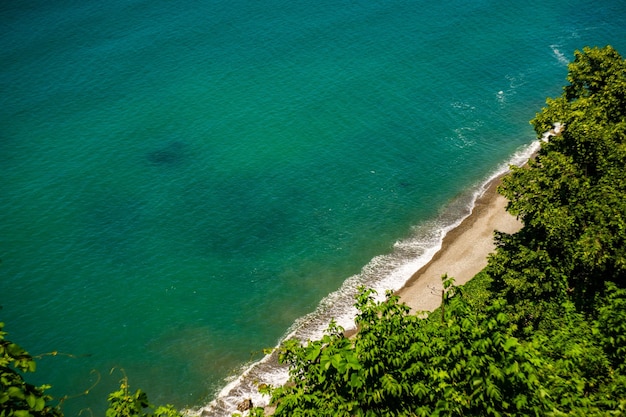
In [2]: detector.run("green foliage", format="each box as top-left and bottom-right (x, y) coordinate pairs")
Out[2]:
(533, 303), (612, 414)
(253, 281), (626, 416)
(596, 283), (626, 373)
(106, 378), (150, 417)
(564, 45), (626, 113)
(246, 45), (626, 417)
(0, 322), (62, 417)
(456, 270), (493, 311)
(263, 279), (555, 416)
(491, 45), (626, 316)
(105, 373), (182, 417)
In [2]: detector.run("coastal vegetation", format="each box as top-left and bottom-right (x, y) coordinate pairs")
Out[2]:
(241, 45), (626, 416)
(2, 45), (626, 417)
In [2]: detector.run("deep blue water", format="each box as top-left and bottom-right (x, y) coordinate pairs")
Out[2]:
(2, 0), (625, 415)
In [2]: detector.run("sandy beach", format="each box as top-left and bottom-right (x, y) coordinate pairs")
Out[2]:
(396, 177), (523, 312)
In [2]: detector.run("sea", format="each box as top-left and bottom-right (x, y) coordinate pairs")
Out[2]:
(2, 0), (625, 415)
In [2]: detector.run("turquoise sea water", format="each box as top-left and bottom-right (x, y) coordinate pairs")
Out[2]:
(2, 1), (626, 415)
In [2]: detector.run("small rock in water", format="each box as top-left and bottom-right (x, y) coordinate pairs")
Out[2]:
(237, 398), (253, 412)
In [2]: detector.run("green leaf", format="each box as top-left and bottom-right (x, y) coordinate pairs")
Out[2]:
(305, 346), (321, 363)
(502, 337), (518, 352)
(26, 393), (37, 409)
(349, 373), (363, 389)
(8, 386), (26, 400)
(34, 397), (46, 412)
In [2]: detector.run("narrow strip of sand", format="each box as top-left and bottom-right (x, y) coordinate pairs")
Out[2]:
(396, 178), (522, 312)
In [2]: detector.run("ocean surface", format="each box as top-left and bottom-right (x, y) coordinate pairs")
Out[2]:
(2, 0), (625, 415)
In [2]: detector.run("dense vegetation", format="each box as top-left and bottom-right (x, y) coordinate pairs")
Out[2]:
(2, 45), (625, 417)
(243, 45), (626, 416)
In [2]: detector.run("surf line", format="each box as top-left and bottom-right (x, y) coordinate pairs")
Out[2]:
(192, 140), (541, 417)
(541, 122), (565, 142)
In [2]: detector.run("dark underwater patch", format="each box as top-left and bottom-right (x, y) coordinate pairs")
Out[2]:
(146, 141), (186, 166)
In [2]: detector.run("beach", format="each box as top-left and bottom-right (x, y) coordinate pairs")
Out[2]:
(254, 175), (524, 415)
(200, 173), (529, 416)
(396, 177), (523, 312)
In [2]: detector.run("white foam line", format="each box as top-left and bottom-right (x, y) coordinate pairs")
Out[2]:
(550, 44), (570, 66)
(191, 140), (540, 417)
(368, 140), (539, 298)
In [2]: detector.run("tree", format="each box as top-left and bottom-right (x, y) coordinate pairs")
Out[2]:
(263, 280), (553, 417)
(105, 373), (181, 417)
(0, 322), (62, 417)
(249, 46), (626, 416)
(490, 45), (626, 316)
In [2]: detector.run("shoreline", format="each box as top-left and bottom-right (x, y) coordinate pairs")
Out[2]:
(198, 147), (535, 416)
(395, 175), (523, 312)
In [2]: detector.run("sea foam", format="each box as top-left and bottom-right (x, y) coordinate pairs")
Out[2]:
(192, 139), (539, 417)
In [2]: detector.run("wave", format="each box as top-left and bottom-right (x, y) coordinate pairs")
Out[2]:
(550, 44), (570, 66)
(190, 140), (540, 417)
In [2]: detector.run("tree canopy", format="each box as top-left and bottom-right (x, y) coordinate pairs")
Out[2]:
(490, 45), (626, 320)
(244, 45), (626, 416)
